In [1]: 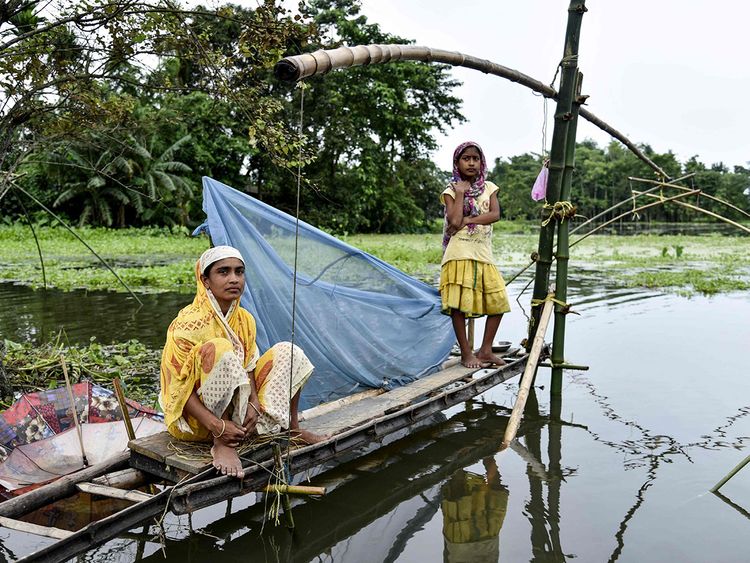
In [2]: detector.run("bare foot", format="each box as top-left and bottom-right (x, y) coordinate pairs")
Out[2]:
(211, 442), (244, 478)
(292, 428), (330, 445)
(461, 353), (490, 369)
(475, 351), (506, 366)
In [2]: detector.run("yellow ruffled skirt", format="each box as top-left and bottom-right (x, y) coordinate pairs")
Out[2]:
(440, 259), (511, 318)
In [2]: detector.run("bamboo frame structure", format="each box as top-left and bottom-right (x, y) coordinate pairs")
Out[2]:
(629, 175), (750, 222)
(631, 192), (750, 235)
(275, 44), (667, 179)
(528, 1), (586, 397)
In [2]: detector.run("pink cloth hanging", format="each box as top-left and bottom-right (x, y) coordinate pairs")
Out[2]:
(531, 162), (549, 201)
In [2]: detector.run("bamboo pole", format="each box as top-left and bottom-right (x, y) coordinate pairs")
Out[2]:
(711, 453), (750, 492)
(528, 0), (586, 356)
(467, 318), (475, 351)
(570, 190), (702, 247)
(113, 378), (136, 441)
(274, 43), (666, 179)
(0, 515), (73, 540)
(502, 295), (555, 449)
(61, 355), (88, 468)
(569, 173), (696, 236)
(264, 484), (326, 496)
(76, 482), (152, 502)
(17, 195), (46, 289)
(91, 468), (147, 489)
(550, 68), (583, 394)
(0, 451), (129, 518)
(504, 179), (698, 286)
(272, 443), (294, 529)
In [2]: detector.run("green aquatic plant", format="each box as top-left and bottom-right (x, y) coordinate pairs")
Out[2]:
(623, 268), (749, 295)
(0, 225), (748, 294)
(0, 336), (161, 408)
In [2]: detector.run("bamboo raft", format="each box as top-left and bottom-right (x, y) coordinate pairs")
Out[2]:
(0, 349), (529, 563)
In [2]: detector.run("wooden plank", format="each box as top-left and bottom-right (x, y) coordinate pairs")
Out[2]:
(302, 363), (482, 435)
(130, 356), (525, 479)
(128, 450), (187, 483)
(168, 356), (528, 514)
(0, 516), (73, 540)
(299, 388), (385, 421)
(127, 431), (172, 463)
(76, 482), (152, 502)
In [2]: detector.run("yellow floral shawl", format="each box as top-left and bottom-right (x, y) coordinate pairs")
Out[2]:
(159, 261), (257, 435)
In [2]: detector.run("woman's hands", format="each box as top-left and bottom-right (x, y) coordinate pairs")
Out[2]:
(242, 400), (262, 434)
(212, 418), (246, 448)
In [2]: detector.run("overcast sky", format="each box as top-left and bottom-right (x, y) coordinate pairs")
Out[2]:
(354, 0), (749, 170)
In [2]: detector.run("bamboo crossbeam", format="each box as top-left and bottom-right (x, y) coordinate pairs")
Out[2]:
(502, 294), (555, 449)
(76, 482), (152, 502)
(0, 516), (73, 540)
(275, 44), (667, 178)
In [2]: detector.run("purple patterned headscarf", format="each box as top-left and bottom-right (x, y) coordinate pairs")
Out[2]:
(442, 141), (488, 250)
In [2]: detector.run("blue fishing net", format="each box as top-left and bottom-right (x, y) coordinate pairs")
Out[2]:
(195, 177), (454, 408)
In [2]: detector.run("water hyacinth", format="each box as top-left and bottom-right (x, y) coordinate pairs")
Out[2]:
(0, 335), (161, 409)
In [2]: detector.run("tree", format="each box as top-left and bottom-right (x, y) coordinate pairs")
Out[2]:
(46, 134), (144, 227)
(1, 0), (310, 225)
(257, 0), (465, 233)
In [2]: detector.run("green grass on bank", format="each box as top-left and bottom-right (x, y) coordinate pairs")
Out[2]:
(0, 223), (749, 295)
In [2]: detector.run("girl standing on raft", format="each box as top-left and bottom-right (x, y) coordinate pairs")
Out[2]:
(440, 141), (511, 369)
(160, 246), (326, 479)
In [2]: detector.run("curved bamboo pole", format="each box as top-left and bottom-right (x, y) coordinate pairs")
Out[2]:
(570, 173), (697, 237)
(632, 191), (750, 235)
(503, 188), (701, 286)
(275, 44), (668, 178)
(629, 176), (750, 222)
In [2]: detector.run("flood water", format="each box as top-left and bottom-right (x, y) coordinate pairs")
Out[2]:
(1, 277), (749, 562)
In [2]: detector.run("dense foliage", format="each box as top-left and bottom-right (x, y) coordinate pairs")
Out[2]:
(491, 140), (750, 223)
(0, 1), (747, 233)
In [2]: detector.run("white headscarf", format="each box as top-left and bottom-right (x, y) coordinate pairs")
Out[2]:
(197, 245), (257, 370)
(199, 245), (245, 275)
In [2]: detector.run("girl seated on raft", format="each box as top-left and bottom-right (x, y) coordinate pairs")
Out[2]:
(160, 246), (326, 479)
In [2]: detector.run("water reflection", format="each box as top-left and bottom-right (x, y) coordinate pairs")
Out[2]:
(0, 283), (188, 347)
(440, 458), (508, 563)
(76, 397), (561, 563)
